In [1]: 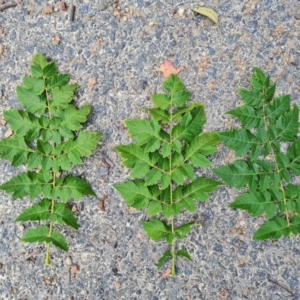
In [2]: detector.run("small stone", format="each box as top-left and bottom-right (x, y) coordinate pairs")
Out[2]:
(43, 5), (53, 14)
(122, 16), (127, 22)
(65, 256), (72, 266)
(45, 279), (52, 285)
(178, 7), (185, 17)
(199, 1), (205, 6)
(71, 205), (77, 212)
(52, 36), (61, 45)
(171, 8), (177, 15)
(0, 118), (6, 125)
(124, 7), (129, 13)
(4, 129), (13, 138)
(70, 264), (80, 274)
(218, 289), (229, 299)
(88, 77), (97, 87)
(275, 25), (283, 33)
(149, 21), (155, 27)
(60, 1), (67, 11)
(113, 11), (121, 18)
(239, 234), (246, 241)
(243, 9), (251, 14)
(114, 282), (121, 289)
(239, 220), (246, 227)
(99, 166), (109, 176)
(18, 225), (25, 231)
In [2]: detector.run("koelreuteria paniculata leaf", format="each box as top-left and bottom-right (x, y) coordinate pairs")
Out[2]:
(214, 67), (300, 240)
(114, 75), (220, 275)
(0, 53), (101, 264)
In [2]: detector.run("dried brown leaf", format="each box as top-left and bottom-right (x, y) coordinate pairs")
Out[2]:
(156, 60), (185, 78)
(88, 77), (97, 87)
(158, 267), (172, 278)
(99, 194), (108, 211)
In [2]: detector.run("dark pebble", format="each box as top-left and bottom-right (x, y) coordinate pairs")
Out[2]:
(213, 243), (223, 252)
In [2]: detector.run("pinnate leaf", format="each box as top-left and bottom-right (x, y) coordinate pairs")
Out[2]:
(115, 74), (219, 274)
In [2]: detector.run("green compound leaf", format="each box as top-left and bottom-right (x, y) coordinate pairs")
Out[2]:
(115, 75), (219, 275)
(0, 53), (100, 264)
(214, 67), (300, 241)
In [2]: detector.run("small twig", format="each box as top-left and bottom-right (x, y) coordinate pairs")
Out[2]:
(25, 247), (42, 259)
(69, 5), (75, 21)
(99, 194), (108, 211)
(101, 158), (111, 168)
(0, 2), (17, 11)
(268, 278), (296, 299)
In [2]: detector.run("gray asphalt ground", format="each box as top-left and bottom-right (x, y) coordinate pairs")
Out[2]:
(0, 0), (300, 299)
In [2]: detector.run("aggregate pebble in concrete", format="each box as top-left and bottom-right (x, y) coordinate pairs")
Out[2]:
(0, 0), (300, 299)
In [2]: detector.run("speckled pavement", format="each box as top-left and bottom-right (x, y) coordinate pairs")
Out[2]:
(0, 0), (300, 299)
